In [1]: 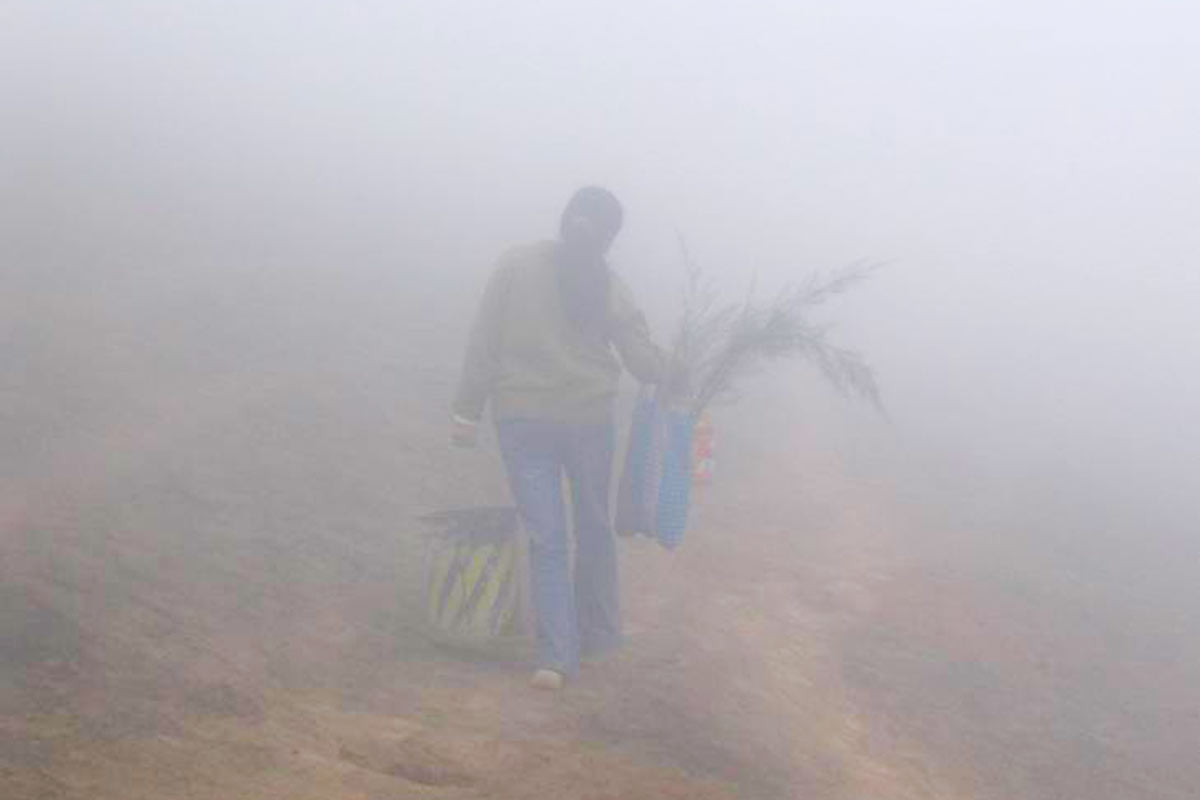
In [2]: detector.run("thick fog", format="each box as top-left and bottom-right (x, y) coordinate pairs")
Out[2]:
(3, 1), (1198, 796)
(7, 0), (1196, 533)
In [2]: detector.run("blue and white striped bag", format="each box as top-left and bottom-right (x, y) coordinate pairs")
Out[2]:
(616, 387), (695, 549)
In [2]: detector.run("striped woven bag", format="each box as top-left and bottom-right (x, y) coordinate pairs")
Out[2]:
(419, 507), (526, 645)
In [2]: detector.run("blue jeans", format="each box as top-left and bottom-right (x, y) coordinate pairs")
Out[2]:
(496, 418), (621, 676)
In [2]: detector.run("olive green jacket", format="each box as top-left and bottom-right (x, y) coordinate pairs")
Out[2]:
(453, 241), (665, 425)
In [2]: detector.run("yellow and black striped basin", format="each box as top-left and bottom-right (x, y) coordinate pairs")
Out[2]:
(419, 507), (527, 651)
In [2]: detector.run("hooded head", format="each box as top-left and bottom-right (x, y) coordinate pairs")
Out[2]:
(559, 186), (623, 262)
(556, 186), (623, 339)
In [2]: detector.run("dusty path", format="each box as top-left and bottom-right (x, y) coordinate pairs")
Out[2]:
(2, 458), (947, 799)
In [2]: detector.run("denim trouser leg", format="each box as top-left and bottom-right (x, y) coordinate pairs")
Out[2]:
(496, 419), (619, 677)
(563, 423), (621, 658)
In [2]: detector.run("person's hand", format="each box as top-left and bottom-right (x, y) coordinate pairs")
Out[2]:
(665, 364), (691, 402)
(451, 416), (479, 448)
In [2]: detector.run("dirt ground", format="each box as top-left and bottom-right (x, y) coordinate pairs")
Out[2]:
(2, 263), (1196, 798)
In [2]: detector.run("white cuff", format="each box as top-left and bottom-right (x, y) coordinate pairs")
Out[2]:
(452, 413), (480, 427)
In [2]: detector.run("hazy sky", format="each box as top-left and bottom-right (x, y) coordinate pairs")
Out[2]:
(3, 2), (1198, 526)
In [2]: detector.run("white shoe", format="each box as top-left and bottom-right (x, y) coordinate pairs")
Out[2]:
(529, 669), (565, 691)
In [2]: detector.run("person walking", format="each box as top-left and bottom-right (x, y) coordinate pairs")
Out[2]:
(451, 187), (666, 690)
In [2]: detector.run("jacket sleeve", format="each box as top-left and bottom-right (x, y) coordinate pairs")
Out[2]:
(609, 275), (668, 385)
(452, 261), (512, 422)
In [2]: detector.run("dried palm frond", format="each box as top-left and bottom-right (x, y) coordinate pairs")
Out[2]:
(666, 243), (882, 416)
